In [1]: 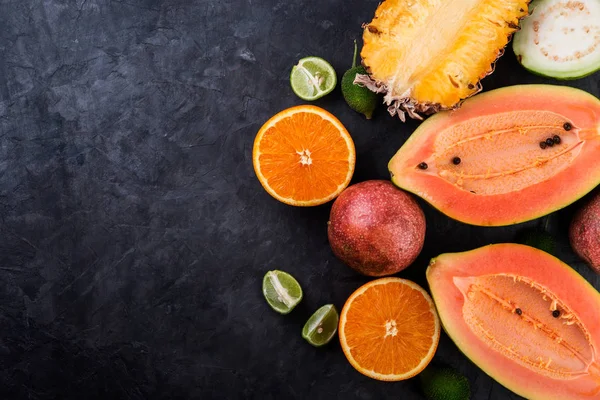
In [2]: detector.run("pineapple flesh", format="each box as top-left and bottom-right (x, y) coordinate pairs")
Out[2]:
(358, 0), (530, 120)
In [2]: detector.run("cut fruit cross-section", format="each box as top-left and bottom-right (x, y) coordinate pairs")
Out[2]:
(253, 105), (356, 206)
(513, 0), (600, 80)
(358, 0), (530, 120)
(302, 304), (339, 347)
(262, 270), (303, 314)
(427, 244), (600, 399)
(290, 57), (337, 101)
(388, 84), (600, 226)
(339, 277), (440, 381)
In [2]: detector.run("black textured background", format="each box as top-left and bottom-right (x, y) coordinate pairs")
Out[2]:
(0, 1), (599, 399)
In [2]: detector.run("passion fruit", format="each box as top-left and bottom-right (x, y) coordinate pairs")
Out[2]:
(327, 180), (426, 276)
(570, 192), (600, 274)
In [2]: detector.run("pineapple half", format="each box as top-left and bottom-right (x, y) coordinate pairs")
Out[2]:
(357, 0), (530, 121)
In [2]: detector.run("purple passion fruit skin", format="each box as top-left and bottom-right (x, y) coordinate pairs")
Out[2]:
(328, 180), (426, 277)
(570, 193), (600, 274)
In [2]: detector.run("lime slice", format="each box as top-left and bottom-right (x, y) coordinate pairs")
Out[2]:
(290, 57), (337, 101)
(302, 304), (339, 346)
(262, 270), (303, 314)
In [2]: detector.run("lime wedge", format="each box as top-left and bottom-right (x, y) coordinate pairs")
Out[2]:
(302, 304), (339, 346)
(290, 57), (337, 101)
(262, 270), (303, 314)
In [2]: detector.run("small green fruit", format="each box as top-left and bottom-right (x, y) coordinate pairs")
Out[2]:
(516, 229), (555, 255)
(342, 41), (379, 119)
(301, 304), (338, 347)
(419, 365), (470, 400)
(262, 270), (303, 314)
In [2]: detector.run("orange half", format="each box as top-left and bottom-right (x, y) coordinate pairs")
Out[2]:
(253, 105), (356, 206)
(339, 277), (440, 381)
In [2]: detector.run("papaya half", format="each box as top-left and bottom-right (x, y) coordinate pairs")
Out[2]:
(389, 85), (600, 226)
(427, 244), (600, 400)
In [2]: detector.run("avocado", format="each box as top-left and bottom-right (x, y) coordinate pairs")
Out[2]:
(341, 41), (379, 119)
(419, 366), (470, 400)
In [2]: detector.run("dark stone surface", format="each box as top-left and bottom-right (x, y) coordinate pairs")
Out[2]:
(0, 0), (598, 399)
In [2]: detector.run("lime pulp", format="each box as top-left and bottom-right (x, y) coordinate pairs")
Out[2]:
(302, 304), (339, 346)
(262, 270), (303, 314)
(290, 57), (337, 101)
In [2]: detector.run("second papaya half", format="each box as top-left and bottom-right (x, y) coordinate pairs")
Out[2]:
(388, 85), (600, 226)
(428, 244), (600, 400)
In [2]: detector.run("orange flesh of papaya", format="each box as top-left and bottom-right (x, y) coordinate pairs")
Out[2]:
(389, 84), (600, 226)
(427, 244), (600, 400)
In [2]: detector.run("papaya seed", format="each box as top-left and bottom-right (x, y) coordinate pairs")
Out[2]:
(553, 309), (560, 318)
(553, 135), (561, 144)
(564, 122), (572, 131)
(516, 308), (523, 315)
(539, 141), (547, 149)
(545, 138), (554, 147)
(418, 162), (428, 170)
(452, 157), (461, 165)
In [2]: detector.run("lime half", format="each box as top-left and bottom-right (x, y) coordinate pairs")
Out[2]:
(302, 304), (339, 346)
(290, 57), (337, 101)
(262, 270), (303, 314)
